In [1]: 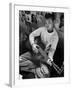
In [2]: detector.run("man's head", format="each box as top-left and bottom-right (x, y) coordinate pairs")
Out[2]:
(45, 13), (55, 32)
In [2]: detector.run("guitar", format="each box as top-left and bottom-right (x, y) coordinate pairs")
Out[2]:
(36, 45), (64, 75)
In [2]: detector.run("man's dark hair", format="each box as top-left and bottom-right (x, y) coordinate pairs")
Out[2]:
(45, 13), (55, 21)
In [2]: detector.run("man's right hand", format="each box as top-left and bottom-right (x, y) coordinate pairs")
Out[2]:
(47, 58), (52, 66)
(32, 44), (39, 53)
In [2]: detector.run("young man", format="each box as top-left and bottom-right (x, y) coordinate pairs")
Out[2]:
(19, 13), (59, 78)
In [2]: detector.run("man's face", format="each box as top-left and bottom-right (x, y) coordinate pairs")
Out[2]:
(45, 19), (53, 31)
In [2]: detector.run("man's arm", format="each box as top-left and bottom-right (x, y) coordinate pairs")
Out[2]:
(48, 34), (59, 61)
(29, 27), (43, 46)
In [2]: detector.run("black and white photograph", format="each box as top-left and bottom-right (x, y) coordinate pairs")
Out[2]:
(19, 10), (64, 79)
(9, 3), (70, 87)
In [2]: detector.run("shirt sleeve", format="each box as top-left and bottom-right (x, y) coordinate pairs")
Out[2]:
(48, 33), (59, 60)
(29, 27), (42, 46)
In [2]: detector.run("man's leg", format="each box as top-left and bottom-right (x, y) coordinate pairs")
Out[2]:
(19, 52), (36, 73)
(19, 52), (50, 78)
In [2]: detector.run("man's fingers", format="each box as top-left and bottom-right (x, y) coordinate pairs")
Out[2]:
(47, 59), (52, 66)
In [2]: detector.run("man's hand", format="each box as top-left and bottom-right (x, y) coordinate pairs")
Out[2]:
(32, 44), (39, 53)
(47, 57), (53, 66)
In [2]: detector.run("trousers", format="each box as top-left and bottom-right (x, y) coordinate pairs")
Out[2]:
(19, 52), (50, 78)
